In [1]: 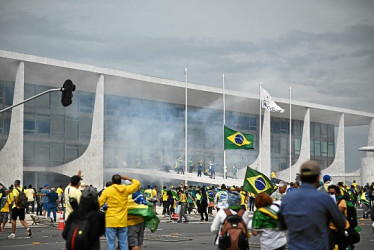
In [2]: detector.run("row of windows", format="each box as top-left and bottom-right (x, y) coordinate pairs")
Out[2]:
(0, 82), (336, 171)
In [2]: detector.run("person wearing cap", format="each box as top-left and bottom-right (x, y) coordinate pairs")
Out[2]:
(210, 191), (251, 248)
(45, 187), (59, 222)
(41, 184), (50, 216)
(318, 175), (333, 192)
(278, 160), (346, 250)
(64, 175), (82, 220)
(63, 186), (105, 250)
(98, 174), (140, 250)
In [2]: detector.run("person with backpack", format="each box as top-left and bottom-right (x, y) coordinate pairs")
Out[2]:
(63, 186), (105, 250)
(327, 185), (351, 249)
(251, 192), (287, 250)
(0, 186), (12, 232)
(211, 191), (250, 250)
(8, 180), (32, 239)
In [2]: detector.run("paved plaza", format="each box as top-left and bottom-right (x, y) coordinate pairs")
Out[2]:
(0, 207), (373, 249)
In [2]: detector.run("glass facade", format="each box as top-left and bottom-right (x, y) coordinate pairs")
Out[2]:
(310, 122), (335, 170)
(104, 94), (259, 171)
(0, 80), (14, 150)
(23, 83), (94, 167)
(0, 81), (335, 174)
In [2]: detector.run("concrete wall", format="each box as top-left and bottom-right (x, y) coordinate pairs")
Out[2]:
(361, 118), (374, 185)
(240, 109), (271, 178)
(0, 61), (24, 188)
(322, 113), (345, 180)
(277, 108), (310, 182)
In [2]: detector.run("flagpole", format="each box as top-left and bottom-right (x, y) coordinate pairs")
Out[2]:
(259, 82), (262, 173)
(289, 86), (292, 183)
(184, 67), (188, 185)
(223, 74), (226, 179)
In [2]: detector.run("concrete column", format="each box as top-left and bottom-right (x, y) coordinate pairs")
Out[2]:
(54, 74), (104, 188)
(277, 108), (310, 181)
(0, 61), (24, 187)
(361, 118), (374, 185)
(322, 113), (345, 179)
(241, 109), (271, 178)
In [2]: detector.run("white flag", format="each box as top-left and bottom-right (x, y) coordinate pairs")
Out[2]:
(260, 86), (285, 113)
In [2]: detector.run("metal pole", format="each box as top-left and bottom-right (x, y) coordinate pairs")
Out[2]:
(184, 68), (188, 185)
(0, 88), (61, 114)
(289, 86), (292, 183)
(259, 83), (262, 172)
(223, 74), (226, 179)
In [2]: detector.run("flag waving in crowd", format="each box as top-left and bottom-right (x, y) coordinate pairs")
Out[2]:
(243, 167), (274, 195)
(260, 86), (285, 113)
(224, 126), (254, 150)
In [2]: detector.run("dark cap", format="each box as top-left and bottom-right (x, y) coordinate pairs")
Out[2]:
(71, 175), (82, 186)
(82, 186), (96, 198)
(300, 160), (320, 176)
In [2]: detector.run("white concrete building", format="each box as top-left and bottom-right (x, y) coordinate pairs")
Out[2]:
(0, 50), (373, 188)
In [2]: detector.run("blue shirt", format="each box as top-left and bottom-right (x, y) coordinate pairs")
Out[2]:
(279, 183), (346, 250)
(41, 188), (50, 203)
(46, 192), (59, 205)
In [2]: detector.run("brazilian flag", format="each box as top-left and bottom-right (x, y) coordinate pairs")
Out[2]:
(224, 126), (254, 150)
(242, 167), (274, 195)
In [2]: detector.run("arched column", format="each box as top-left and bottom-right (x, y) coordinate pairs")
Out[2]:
(0, 61), (24, 187)
(54, 74), (104, 188)
(277, 108), (310, 181)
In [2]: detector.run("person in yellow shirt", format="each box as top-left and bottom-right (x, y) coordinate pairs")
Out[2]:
(24, 184), (35, 214)
(328, 185), (350, 249)
(161, 186), (169, 216)
(151, 186), (158, 214)
(0, 185), (12, 232)
(177, 187), (189, 223)
(99, 174), (140, 250)
(64, 175), (82, 220)
(271, 171), (276, 185)
(56, 185), (64, 210)
(8, 180), (32, 239)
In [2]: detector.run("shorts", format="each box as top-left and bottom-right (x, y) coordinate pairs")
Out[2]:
(11, 207), (25, 221)
(42, 203), (49, 211)
(0, 212), (9, 223)
(128, 222), (145, 247)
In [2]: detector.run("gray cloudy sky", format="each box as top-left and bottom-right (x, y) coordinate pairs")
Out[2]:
(1, 0), (373, 171)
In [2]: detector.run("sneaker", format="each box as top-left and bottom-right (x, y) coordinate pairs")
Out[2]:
(8, 233), (16, 239)
(27, 228), (32, 237)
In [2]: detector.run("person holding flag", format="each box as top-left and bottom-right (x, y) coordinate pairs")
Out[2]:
(242, 167), (274, 195)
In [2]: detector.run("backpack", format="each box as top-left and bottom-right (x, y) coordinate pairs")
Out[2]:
(66, 214), (92, 250)
(16, 188), (28, 209)
(218, 209), (249, 250)
(0, 197), (7, 210)
(338, 199), (358, 228)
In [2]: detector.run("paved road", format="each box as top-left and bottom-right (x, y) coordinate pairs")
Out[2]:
(0, 210), (373, 249)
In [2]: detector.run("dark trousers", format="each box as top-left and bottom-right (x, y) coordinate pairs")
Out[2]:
(36, 202), (42, 215)
(199, 204), (208, 221)
(26, 201), (35, 213)
(197, 170), (202, 177)
(162, 201), (170, 215)
(329, 229), (349, 250)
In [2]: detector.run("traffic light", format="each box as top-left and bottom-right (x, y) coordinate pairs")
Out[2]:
(61, 79), (76, 107)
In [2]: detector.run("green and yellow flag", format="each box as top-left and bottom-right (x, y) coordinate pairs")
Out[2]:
(243, 167), (274, 195)
(224, 126), (254, 150)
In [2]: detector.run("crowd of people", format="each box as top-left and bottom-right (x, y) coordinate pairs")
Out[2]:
(1, 160), (374, 249)
(163, 158), (240, 179)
